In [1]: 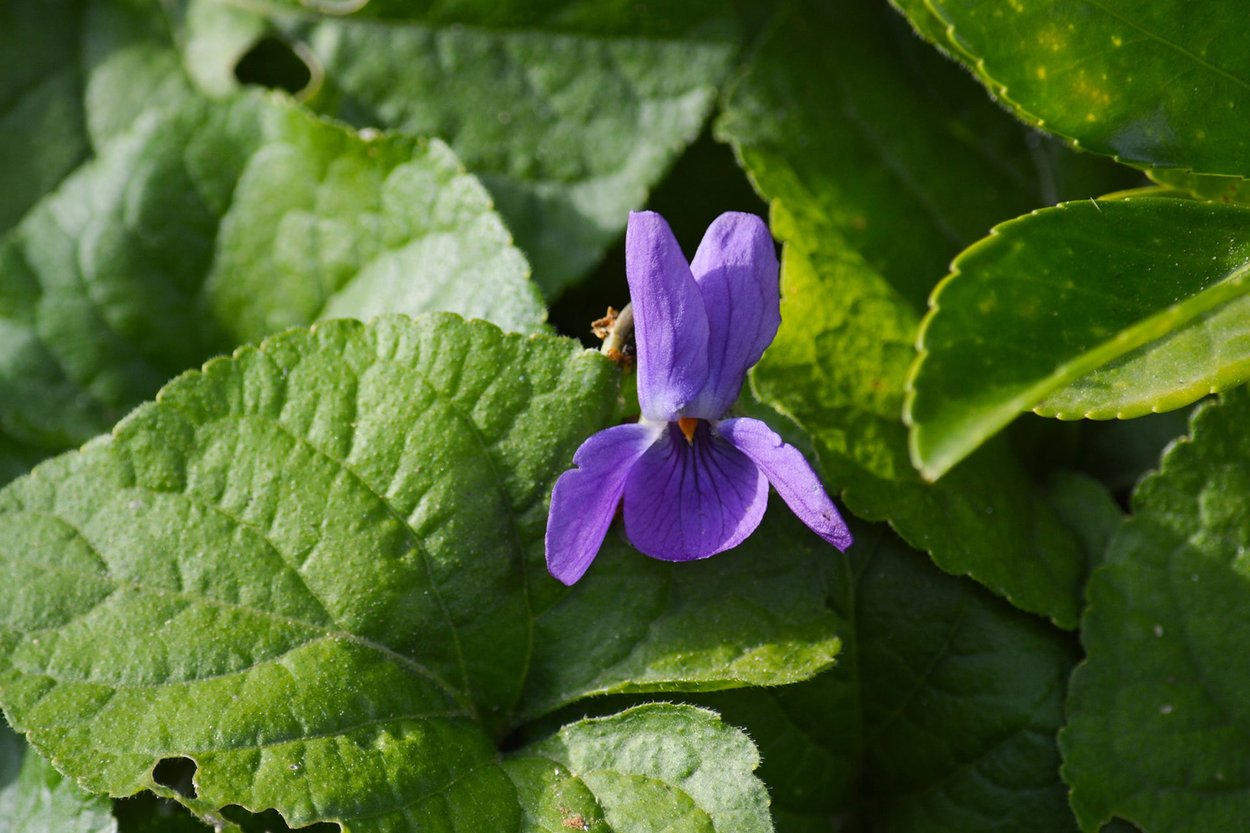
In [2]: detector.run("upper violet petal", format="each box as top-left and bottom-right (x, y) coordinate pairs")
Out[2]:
(623, 421), (769, 561)
(688, 212), (780, 418)
(718, 417), (852, 551)
(546, 422), (663, 585)
(626, 211), (711, 421)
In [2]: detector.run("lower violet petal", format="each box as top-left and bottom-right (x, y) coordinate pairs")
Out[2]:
(718, 417), (853, 551)
(623, 421), (769, 562)
(546, 422), (663, 585)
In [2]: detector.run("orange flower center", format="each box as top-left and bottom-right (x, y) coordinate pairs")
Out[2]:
(677, 417), (700, 444)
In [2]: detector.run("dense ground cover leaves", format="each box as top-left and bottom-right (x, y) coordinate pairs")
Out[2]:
(0, 91), (539, 476)
(717, 0), (1120, 627)
(704, 524), (1079, 832)
(0, 315), (835, 829)
(4, 0), (1250, 830)
(194, 0), (738, 296)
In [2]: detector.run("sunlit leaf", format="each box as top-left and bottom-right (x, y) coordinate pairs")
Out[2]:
(906, 198), (1250, 479)
(0, 314), (829, 829)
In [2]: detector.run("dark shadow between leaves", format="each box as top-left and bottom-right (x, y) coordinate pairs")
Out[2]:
(235, 36), (315, 96)
(153, 756), (198, 799)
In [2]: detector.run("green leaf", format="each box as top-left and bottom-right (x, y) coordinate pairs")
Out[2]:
(701, 524), (1079, 832)
(906, 198), (1250, 480)
(720, 0), (1091, 626)
(519, 509), (841, 722)
(0, 0), (91, 234)
(510, 704), (771, 833)
(0, 313), (829, 829)
(893, 0), (1250, 177)
(1062, 387), (1250, 832)
(0, 89), (540, 461)
(722, 0), (1135, 309)
(0, 723), (117, 833)
(201, 0), (737, 295)
(1148, 168), (1250, 205)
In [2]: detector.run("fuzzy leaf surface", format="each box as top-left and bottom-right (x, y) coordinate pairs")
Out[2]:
(720, 0), (1090, 626)
(204, 0), (737, 295)
(0, 314), (832, 829)
(509, 704), (772, 833)
(906, 199), (1250, 479)
(1063, 387), (1250, 832)
(0, 90), (539, 466)
(895, 0), (1250, 177)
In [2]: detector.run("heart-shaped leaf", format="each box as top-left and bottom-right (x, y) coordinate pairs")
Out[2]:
(0, 89), (540, 471)
(906, 198), (1250, 480)
(0, 313), (833, 829)
(195, 0), (739, 295)
(1063, 387), (1250, 832)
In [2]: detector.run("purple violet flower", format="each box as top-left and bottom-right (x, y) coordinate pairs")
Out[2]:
(545, 210), (853, 585)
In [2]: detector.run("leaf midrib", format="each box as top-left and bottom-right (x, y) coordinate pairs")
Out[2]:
(912, 252), (1250, 479)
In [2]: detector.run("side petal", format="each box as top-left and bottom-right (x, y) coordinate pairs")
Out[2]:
(627, 211), (710, 421)
(688, 212), (780, 418)
(623, 422), (769, 562)
(718, 418), (852, 551)
(546, 422), (663, 585)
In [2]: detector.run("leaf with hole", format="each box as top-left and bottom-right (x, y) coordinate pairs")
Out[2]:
(718, 0), (1091, 627)
(0, 313), (834, 830)
(892, 0), (1250, 177)
(1062, 387), (1250, 832)
(906, 198), (1250, 480)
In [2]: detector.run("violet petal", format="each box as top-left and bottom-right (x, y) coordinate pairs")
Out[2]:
(626, 211), (711, 422)
(546, 422), (663, 585)
(719, 417), (852, 551)
(687, 212), (780, 418)
(623, 421), (769, 561)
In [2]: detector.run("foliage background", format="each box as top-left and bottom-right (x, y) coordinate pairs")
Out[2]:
(2, 0), (1249, 831)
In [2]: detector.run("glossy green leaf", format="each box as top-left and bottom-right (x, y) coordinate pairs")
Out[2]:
(0, 89), (539, 465)
(0, 723), (116, 833)
(1062, 387), (1250, 832)
(906, 198), (1250, 480)
(1148, 168), (1250, 205)
(720, 0), (1091, 626)
(200, 0), (737, 295)
(894, 0), (1250, 177)
(722, 0), (1132, 309)
(0, 0), (90, 234)
(0, 313), (831, 829)
(702, 524), (1079, 832)
(511, 704), (771, 833)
